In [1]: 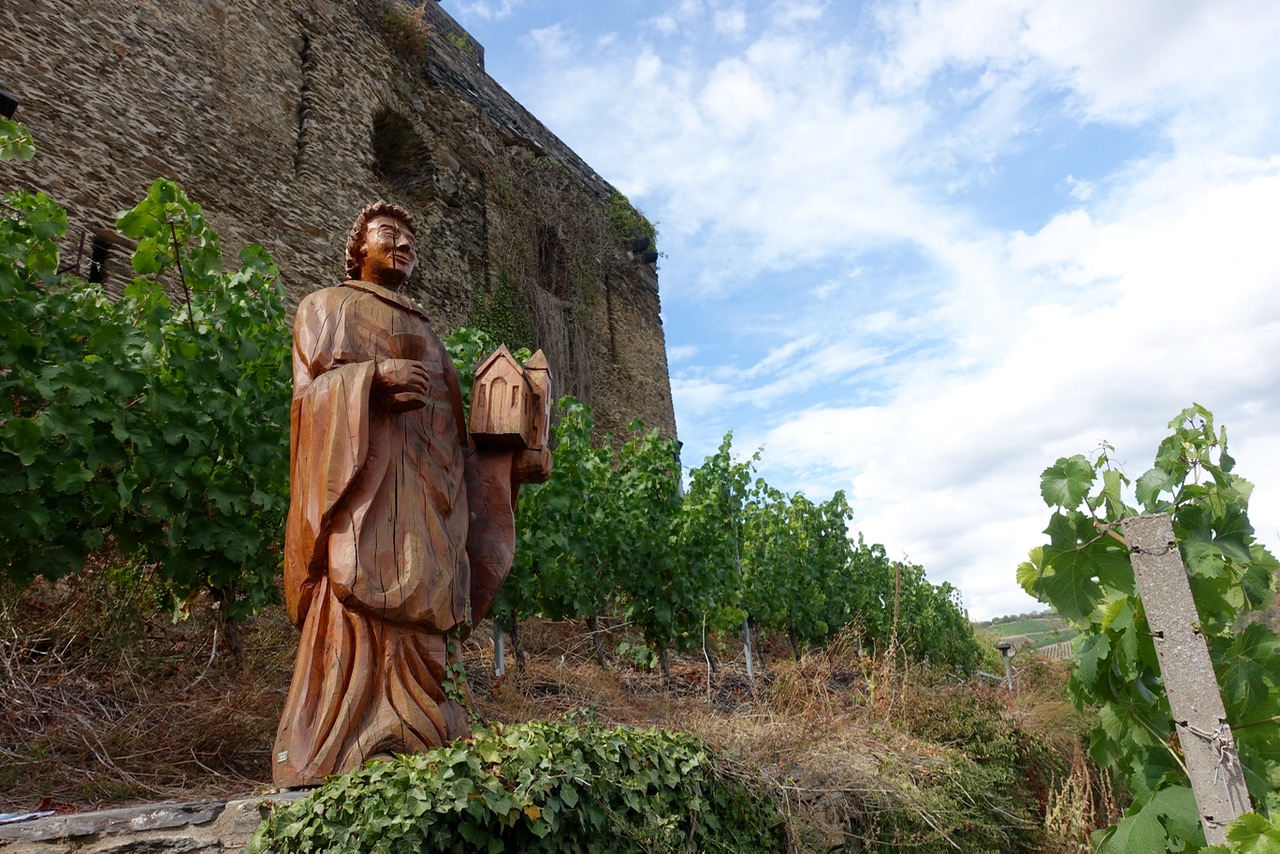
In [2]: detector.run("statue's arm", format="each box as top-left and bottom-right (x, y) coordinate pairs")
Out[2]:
(282, 292), (375, 626)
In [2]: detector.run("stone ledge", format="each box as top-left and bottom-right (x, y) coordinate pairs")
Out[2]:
(0, 792), (308, 853)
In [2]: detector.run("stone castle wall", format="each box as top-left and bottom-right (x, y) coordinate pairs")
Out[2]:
(0, 0), (675, 439)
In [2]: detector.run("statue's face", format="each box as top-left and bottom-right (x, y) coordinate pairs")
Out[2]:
(361, 214), (417, 288)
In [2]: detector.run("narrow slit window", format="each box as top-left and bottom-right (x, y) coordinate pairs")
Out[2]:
(88, 235), (110, 284)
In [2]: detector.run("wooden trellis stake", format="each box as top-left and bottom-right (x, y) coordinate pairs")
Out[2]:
(1123, 514), (1252, 847)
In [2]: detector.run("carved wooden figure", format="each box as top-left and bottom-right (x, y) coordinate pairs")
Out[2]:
(470, 345), (552, 450)
(273, 202), (551, 787)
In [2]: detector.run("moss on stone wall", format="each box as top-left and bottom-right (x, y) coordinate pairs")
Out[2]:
(606, 189), (657, 248)
(469, 271), (535, 353)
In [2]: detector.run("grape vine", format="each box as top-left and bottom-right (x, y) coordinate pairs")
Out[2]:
(1, 154), (291, 622)
(503, 418), (981, 674)
(1019, 405), (1280, 851)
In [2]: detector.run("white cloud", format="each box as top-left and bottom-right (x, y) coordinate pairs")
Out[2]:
(651, 15), (679, 36)
(520, 24), (573, 62)
(670, 376), (733, 417)
(769, 0), (828, 27)
(647, 0), (704, 36)
(502, 0), (1280, 618)
(714, 7), (747, 39)
(744, 335), (820, 378)
(666, 344), (700, 363)
(455, 0), (525, 22)
(876, 0), (1280, 146)
(742, 155), (1280, 618)
(1065, 175), (1093, 201)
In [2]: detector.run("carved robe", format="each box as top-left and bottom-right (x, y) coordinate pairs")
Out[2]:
(273, 280), (515, 787)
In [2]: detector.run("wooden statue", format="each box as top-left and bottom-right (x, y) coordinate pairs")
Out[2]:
(273, 202), (551, 787)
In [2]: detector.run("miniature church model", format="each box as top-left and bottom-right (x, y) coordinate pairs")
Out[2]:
(469, 346), (551, 450)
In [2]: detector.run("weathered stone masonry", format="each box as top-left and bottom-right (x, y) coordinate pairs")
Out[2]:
(1, 0), (675, 439)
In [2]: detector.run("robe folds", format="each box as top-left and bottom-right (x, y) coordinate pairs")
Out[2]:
(273, 280), (515, 787)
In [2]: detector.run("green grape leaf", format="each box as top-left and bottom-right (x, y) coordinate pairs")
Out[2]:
(1035, 563), (1103, 624)
(1225, 812), (1280, 854)
(1039, 512), (1133, 620)
(1075, 632), (1110, 686)
(1220, 623), (1280, 719)
(1095, 467), (1130, 519)
(1149, 785), (1204, 843)
(1042, 454), (1095, 509)
(1097, 796), (1168, 853)
(1136, 467), (1177, 512)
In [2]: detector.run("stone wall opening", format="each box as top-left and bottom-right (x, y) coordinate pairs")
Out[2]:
(87, 234), (110, 285)
(370, 106), (433, 205)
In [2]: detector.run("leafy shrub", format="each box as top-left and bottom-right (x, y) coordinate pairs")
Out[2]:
(0, 144), (291, 619)
(249, 719), (786, 853)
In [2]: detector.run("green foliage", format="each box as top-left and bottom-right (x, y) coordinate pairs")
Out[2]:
(446, 31), (477, 58)
(677, 431), (756, 638)
(507, 421), (979, 672)
(740, 484), (848, 651)
(1205, 811), (1280, 854)
(504, 403), (694, 661)
(503, 397), (619, 625)
(605, 190), (657, 249)
(1020, 405), (1280, 852)
(248, 719), (785, 853)
(611, 422), (688, 655)
(0, 118), (35, 162)
(890, 561), (982, 671)
(443, 326), (491, 411)
(0, 176), (291, 618)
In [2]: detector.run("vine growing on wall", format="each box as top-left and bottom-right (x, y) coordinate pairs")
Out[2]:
(605, 189), (657, 247)
(479, 149), (658, 408)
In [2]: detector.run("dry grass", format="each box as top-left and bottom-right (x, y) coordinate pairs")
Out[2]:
(0, 569), (294, 812)
(3, 581), (1111, 851)
(468, 625), (1078, 851)
(1041, 745), (1122, 853)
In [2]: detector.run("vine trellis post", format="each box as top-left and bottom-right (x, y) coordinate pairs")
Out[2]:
(1123, 514), (1252, 847)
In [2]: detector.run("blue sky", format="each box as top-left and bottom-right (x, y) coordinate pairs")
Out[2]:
(445, 0), (1280, 620)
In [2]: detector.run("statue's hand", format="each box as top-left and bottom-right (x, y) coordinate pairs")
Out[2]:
(374, 358), (429, 411)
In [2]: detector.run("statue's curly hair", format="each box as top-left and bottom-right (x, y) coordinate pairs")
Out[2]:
(344, 201), (417, 280)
